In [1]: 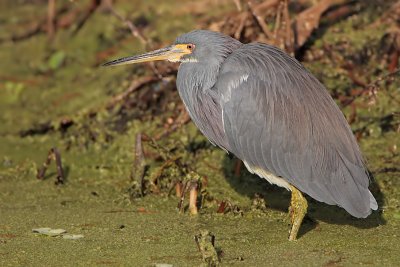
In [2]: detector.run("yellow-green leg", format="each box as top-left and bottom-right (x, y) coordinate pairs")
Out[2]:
(288, 185), (308, 241)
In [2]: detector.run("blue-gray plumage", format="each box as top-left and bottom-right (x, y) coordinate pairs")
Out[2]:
(103, 30), (378, 240)
(175, 30), (377, 217)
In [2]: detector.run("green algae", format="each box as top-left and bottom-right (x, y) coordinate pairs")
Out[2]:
(1, 0), (400, 266)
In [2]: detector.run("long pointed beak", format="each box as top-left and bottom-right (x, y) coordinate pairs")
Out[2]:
(102, 45), (186, 67)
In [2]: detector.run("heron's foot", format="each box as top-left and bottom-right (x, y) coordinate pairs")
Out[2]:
(288, 185), (308, 241)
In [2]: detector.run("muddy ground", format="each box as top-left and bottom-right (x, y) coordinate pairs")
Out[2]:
(0, 0), (399, 266)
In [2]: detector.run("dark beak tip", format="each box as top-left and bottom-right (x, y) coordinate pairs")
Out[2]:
(101, 62), (113, 67)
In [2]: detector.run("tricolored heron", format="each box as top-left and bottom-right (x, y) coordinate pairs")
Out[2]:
(103, 30), (377, 241)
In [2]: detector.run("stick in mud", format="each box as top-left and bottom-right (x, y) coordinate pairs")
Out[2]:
(178, 180), (190, 213)
(189, 180), (199, 215)
(37, 147), (65, 185)
(131, 133), (146, 197)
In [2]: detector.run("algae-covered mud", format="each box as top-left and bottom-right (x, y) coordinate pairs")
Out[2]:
(1, 0), (399, 266)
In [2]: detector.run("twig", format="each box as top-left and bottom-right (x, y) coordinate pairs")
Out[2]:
(53, 149), (65, 185)
(293, 0), (350, 48)
(47, 0), (56, 41)
(367, 68), (400, 89)
(282, 0), (294, 54)
(107, 75), (159, 108)
(232, 0), (242, 11)
(343, 62), (368, 87)
(106, 5), (162, 78)
(273, 1), (283, 41)
(154, 109), (191, 140)
(72, 0), (102, 35)
(273, 0), (294, 54)
(8, 23), (43, 43)
(234, 12), (249, 40)
(254, 0), (280, 14)
(248, 0), (273, 39)
(37, 147), (65, 185)
(217, 201), (227, 213)
(107, 7), (148, 46)
(178, 180), (190, 213)
(150, 156), (181, 185)
(175, 181), (183, 197)
(1, 2), (90, 44)
(323, 4), (357, 23)
(189, 180), (199, 215)
(342, 68), (400, 107)
(131, 133), (146, 196)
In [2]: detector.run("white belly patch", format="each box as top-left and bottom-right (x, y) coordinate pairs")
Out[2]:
(243, 160), (291, 190)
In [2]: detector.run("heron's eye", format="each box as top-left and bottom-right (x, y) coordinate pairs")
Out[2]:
(187, 44), (195, 51)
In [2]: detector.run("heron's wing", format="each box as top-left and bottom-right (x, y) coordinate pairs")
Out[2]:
(217, 43), (377, 217)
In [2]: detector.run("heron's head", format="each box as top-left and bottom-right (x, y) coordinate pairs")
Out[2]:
(102, 30), (241, 67)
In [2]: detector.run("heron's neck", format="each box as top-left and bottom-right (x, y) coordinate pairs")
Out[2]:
(176, 62), (228, 149)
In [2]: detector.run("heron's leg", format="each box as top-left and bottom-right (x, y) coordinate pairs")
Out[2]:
(288, 185), (308, 241)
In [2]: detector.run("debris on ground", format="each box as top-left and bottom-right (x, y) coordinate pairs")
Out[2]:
(32, 228), (83, 239)
(194, 230), (220, 267)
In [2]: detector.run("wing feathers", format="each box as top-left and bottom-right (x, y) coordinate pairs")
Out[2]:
(217, 43), (377, 217)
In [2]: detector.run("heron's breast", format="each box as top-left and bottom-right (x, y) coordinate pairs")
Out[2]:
(176, 65), (230, 150)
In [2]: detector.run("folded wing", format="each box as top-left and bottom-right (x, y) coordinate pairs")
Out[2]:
(217, 43), (377, 217)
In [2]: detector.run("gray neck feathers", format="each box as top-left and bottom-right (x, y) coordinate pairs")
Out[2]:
(174, 33), (242, 149)
(176, 60), (226, 149)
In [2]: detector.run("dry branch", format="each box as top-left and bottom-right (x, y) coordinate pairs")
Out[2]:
(107, 7), (148, 47)
(273, 0), (294, 54)
(294, 0), (350, 48)
(107, 76), (159, 108)
(254, 0), (280, 14)
(47, 0), (56, 41)
(72, 0), (102, 35)
(2, 0), (98, 43)
(37, 147), (65, 185)
(248, 0), (273, 39)
(105, 5), (163, 77)
(154, 109), (191, 141)
(131, 133), (146, 196)
(234, 12), (249, 39)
